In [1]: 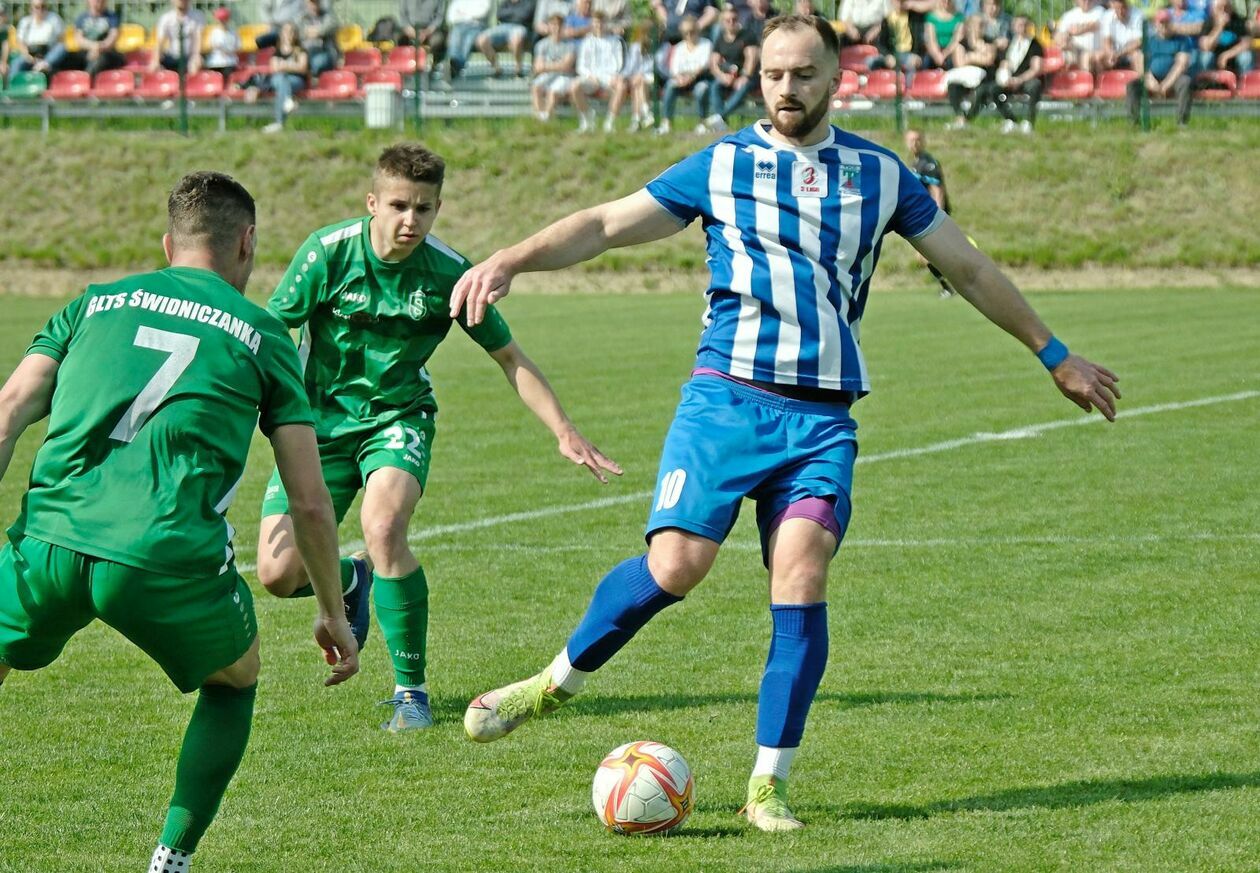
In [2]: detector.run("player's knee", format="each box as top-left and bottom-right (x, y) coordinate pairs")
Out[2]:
(205, 639), (260, 688)
(771, 555), (829, 604)
(362, 515), (409, 561)
(647, 534), (716, 593)
(256, 555), (305, 598)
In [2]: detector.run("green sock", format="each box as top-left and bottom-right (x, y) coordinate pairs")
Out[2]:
(288, 556), (358, 599)
(373, 566), (429, 686)
(159, 683), (257, 853)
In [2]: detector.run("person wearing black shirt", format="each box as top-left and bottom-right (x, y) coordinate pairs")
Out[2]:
(702, 3), (759, 131)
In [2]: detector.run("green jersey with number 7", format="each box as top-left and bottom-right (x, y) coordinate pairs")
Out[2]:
(10, 266), (314, 578)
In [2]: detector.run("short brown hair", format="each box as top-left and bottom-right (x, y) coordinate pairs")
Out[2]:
(167, 171), (255, 253)
(762, 13), (841, 57)
(374, 143), (446, 190)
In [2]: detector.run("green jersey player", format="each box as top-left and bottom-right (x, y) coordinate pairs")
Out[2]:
(0, 173), (359, 872)
(256, 143), (621, 731)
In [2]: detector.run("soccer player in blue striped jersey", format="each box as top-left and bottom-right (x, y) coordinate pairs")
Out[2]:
(452, 14), (1120, 831)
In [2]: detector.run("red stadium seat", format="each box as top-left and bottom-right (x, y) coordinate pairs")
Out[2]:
(859, 68), (902, 99)
(306, 69), (358, 100)
(839, 44), (879, 73)
(185, 70), (225, 99)
(833, 68), (859, 99)
(45, 70), (91, 100)
(361, 68), (404, 93)
(1041, 44), (1065, 75)
(224, 68), (256, 100)
(1095, 68), (1138, 99)
(1195, 70), (1236, 99)
(1045, 69), (1093, 99)
(244, 47), (275, 75)
(342, 47), (382, 75)
(1238, 69), (1260, 99)
(123, 50), (151, 72)
(91, 68), (135, 99)
(386, 45), (425, 73)
(135, 69), (180, 99)
(906, 68), (946, 99)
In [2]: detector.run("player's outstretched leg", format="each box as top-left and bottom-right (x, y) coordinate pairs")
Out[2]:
(740, 515), (835, 832)
(465, 533), (715, 743)
(151, 640), (260, 871)
(257, 512), (375, 648)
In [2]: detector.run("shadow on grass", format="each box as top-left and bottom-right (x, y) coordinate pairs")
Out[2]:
(435, 689), (1006, 721)
(842, 771), (1260, 821)
(789, 864), (960, 873)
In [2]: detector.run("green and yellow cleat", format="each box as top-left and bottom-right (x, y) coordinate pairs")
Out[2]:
(738, 775), (805, 832)
(463, 669), (573, 743)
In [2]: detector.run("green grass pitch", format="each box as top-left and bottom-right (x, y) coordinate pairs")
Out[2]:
(0, 285), (1257, 872)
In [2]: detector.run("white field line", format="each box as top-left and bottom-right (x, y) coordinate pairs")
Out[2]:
(234, 389), (1259, 572)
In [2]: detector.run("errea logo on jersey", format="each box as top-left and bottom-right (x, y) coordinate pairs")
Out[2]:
(754, 159), (777, 181)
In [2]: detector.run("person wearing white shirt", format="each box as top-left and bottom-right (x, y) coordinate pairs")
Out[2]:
(658, 14), (712, 133)
(447, 0), (492, 77)
(839, 0), (889, 45)
(11, 0), (64, 76)
(569, 13), (625, 132)
(151, 0), (205, 74)
(1099, 0), (1144, 72)
(1054, 0), (1104, 72)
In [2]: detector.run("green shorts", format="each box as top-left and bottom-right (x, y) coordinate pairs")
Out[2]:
(260, 414), (436, 523)
(0, 534), (257, 693)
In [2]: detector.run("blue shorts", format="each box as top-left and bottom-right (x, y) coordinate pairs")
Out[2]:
(646, 374), (858, 565)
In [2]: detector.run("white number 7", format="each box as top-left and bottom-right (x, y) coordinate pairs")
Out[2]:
(109, 326), (200, 443)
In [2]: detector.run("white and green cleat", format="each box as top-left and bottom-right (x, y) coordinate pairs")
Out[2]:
(739, 775), (805, 832)
(463, 669), (573, 743)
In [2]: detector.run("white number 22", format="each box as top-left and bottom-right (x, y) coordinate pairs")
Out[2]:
(383, 423), (426, 461)
(109, 326), (200, 443)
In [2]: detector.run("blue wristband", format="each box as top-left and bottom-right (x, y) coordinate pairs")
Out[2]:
(1037, 336), (1070, 371)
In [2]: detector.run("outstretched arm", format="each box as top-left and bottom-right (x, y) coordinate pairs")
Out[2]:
(488, 340), (623, 483)
(450, 189), (685, 326)
(912, 217), (1121, 420)
(0, 354), (59, 483)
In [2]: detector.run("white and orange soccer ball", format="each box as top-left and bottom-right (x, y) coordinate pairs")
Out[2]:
(591, 740), (694, 835)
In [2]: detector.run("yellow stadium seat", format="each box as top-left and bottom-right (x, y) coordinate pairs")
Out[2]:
(237, 23), (269, 54)
(201, 23), (220, 54)
(336, 23), (364, 53)
(115, 22), (147, 53)
(7, 25), (18, 51)
(64, 26), (80, 52)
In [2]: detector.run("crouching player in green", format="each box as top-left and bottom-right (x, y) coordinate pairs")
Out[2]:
(0, 172), (360, 871)
(256, 143), (621, 732)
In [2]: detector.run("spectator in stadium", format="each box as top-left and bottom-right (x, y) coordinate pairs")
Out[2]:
(398, 0), (448, 73)
(45, 0), (124, 79)
(904, 127), (957, 296)
(150, 0), (204, 75)
(256, 0), (304, 49)
(944, 8), (1000, 129)
(1098, 0), (1144, 73)
(569, 11), (624, 131)
(298, 0), (338, 77)
(987, 13), (1043, 132)
(593, 0), (630, 35)
(1055, 0), (1104, 72)
(203, 6), (240, 76)
(653, 0), (717, 44)
(742, 0), (773, 39)
(530, 12), (575, 119)
(870, 0), (921, 90)
(924, 0), (965, 68)
(0, 4), (10, 85)
(838, 0), (886, 47)
(1127, 9), (1194, 124)
(9, 0), (64, 77)
(475, 0), (535, 77)
(607, 18), (655, 130)
(657, 13), (712, 133)
(1198, 0), (1252, 74)
(702, 2), (759, 133)
(1167, 0), (1206, 39)
(972, 0), (1011, 53)
(563, 0), (594, 40)
(533, 0), (572, 41)
(446, 0), (491, 78)
(263, 20), (308, 133)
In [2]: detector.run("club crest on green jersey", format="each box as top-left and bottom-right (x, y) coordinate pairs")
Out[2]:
(409, 289), (429, 320)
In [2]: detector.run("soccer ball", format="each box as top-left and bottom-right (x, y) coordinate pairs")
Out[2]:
(591, 740), (694, 835)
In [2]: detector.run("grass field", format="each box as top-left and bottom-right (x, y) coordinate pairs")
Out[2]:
(0, 281), (1258, 872)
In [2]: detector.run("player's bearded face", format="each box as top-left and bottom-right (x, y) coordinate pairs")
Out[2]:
(760, 29), (838, 140)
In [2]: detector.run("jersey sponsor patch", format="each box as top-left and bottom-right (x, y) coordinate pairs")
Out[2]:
(792, 161), (827, 198)
(838, 162), (862, 196)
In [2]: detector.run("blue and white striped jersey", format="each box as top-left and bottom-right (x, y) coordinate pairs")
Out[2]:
(645, 121), (944, 394)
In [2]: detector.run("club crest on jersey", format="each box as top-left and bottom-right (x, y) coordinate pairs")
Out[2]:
(754, 159), (777, 181)
(838, 162), (862, 195)
(792, 161), (828, 198)
(408, 289), (429, 319)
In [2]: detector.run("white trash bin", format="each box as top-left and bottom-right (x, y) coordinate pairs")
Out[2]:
(364, 82), (402, 129)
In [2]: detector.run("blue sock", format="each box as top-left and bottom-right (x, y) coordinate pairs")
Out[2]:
(755, 602), (829, 749)
(565, 555), (682, 672)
